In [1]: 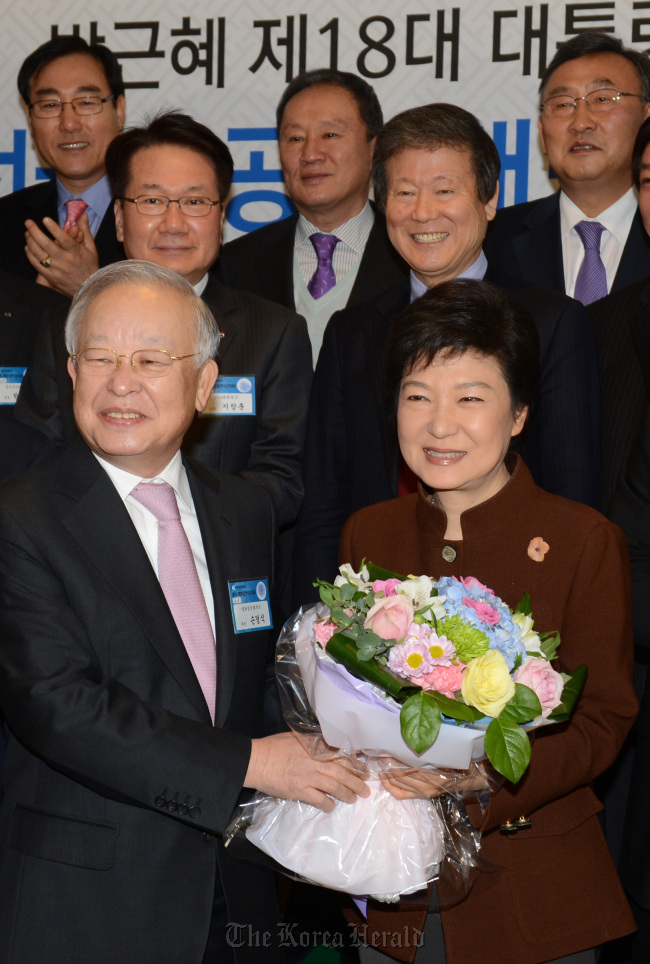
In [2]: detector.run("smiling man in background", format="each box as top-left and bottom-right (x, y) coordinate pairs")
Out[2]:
(484, 31), (650, 303)
(0, 36), (125, 292)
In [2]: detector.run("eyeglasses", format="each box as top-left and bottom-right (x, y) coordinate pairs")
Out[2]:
(539, 87), (645, 117)
(70, 348), (199, 378)
(122, 195), (221, 218)
(30, 94), (115, 118)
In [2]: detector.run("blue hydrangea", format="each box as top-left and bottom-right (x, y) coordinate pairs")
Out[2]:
(435, 576), (526, 670)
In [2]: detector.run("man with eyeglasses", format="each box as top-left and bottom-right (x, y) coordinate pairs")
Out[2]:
(484, 32), (650, 303)
(15, 111), (311, 560)
(0, 260), (367, 964)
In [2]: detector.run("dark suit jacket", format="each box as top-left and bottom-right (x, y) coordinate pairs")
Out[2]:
(0, 438), (284, 963)
(484, 191), (650, 297)
(609, 410), (650, 907)
(217, 207), (409, 312)
(588, 278), (650, 510)
(0, 179), (123, 282)
(14, 274), (312, 529)
(292, 268), (601, 606)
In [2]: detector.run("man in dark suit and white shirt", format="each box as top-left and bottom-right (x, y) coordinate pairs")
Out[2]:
(0, 260), (367, 964)
(218, 68), (408, 361)
(293, 104), (601, 606)
(15, 112), (312, 533)
(484, 32), (650, 303)
(0, 35), (125, 292)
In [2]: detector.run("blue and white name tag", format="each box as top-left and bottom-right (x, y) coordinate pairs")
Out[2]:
(0, 367), (27, 405)
(201, 375), (256, 416)
(228, 579), (273, 634)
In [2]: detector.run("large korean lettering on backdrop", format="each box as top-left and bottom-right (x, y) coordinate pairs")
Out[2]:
(0, 1), (646, 240)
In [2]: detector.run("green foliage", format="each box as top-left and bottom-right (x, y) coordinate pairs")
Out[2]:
(548, 665), (587, 721)
(484, 718), (532, 783)
(515, 592), (532, 616)
(400, 691), (442, 753)
(438, 615), (490, 662)
(540, 631), (561, 661)
(500, 684), (542, 724)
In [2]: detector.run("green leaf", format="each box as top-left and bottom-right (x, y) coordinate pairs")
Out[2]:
(500, 683), (542, 724)
(540, 631), (561, 660)
(426, 690), (483, 722)
(400, 691), (441, 753)
(515, 592), (532, 616)
(548, 664), (587, 721)
(338, 582), (357, 601)
(317, 584), (335, 609)
(330, 607), (353, 627)
(366, 563), (406, 582)
(484, 718), (532, 783)
(325, 632), (420, 701)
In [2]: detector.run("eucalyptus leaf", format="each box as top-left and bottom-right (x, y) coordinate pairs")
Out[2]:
(330, 607), (352, 627)
(339, 582), (357, 601)
(317, 585), (335, 608)
(500, 683), (542, 724)
(400, 692), (441, 753)
(484, 718), (532, 783)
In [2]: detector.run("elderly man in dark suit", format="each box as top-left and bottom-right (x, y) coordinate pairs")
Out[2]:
(15, 112), (312, 536)
(217, 68), (408, 361)
(484, 32), (650, 303)
(0, 35), (125, 292)
(0, 260), (367, 964)
(293, 103), (601, 607)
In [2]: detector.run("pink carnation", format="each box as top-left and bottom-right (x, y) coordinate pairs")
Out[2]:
(462, 596), (501, 625)
(372, 578), (402, 597)
(513, 656), (564, 718)
(364, 594), (414, 642)
(420, 664), (466, 699)
(313, 620), (337, 647)
(460, 576), (493, 594)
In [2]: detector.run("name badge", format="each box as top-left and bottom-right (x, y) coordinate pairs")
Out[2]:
(201, 376), (256, 416)
(0, 367), (27, 405)
(229, 579), (273, 634)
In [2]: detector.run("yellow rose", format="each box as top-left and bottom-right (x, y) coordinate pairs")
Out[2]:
(461, 650), (515, 718)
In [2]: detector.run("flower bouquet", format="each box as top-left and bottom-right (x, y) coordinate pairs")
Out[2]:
(228, 563), (585, 901)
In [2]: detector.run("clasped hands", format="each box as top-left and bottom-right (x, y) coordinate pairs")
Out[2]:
(25, 214), (99, 297)
(244, 732), (489, 812)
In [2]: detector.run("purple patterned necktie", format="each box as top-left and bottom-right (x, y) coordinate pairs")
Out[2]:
(307, 232), (341, 299)
(63, 198), (88, 230)
(131, 481), (216, 722)
(573, 220), (608, 305)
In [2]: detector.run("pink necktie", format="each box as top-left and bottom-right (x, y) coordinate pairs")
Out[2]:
(63, 198), (88, 231)
(307, 232), (341, 299)
(131, 481), (216, 722)
(573, 220), (608, 305)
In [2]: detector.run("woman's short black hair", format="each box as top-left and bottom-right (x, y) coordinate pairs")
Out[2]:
(386, 279), (540, 419)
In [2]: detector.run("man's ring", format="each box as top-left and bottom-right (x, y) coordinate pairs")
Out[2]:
(40, 256), (52, 268)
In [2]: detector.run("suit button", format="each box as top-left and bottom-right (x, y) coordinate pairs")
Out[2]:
(203, 832), (215, 842)
(499, 820), (518, 834)
(189, 806), (201, 819)
(442, 546), (457, 562)
(177, 803), (189, 816)
(166, 799), (178, 813)
(155, 796), (166, 808)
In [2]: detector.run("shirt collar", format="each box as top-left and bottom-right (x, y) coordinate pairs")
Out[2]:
(294, 200), (374, 253)
(560, 187), (638, 245)
(193, 274), (209, 297)
(409, 250), (488, 302)
(56, 174), (113, 222)
(93, 449), (193, 511)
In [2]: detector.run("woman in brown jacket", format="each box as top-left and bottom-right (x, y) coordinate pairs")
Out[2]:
(340, 279), (637, 964)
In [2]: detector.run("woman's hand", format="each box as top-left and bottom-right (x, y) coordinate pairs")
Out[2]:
(379, 761), (490, 800)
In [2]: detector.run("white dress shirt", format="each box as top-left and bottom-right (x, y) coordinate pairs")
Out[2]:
(294, 200), (374, 285)
(95, 450), (216, 636)
(560, 188), (637, 298)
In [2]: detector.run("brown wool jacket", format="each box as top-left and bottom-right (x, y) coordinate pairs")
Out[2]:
(339, 457), (637, 964)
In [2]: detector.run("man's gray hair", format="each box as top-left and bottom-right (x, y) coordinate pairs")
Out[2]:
(65, 260), (221, 365)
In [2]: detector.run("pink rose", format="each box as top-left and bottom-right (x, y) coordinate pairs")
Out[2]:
(420, 663), (466, 699)
(460, 576), (493, 594)
(372, 578), (402, 597)
(313, 620), (337, 647)
(463, 597), (501, 625)
(364, 595), (414, 642)
(513, 656), (564, 717)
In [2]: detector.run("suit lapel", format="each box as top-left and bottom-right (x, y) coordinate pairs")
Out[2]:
(518, 193), (565, 294)
(349, 207), (408, 305)
(626, 280), (650, 400)
(612, 209), (650, 293)
(202, 274), (240, 365)
(55, 441), (212, 724)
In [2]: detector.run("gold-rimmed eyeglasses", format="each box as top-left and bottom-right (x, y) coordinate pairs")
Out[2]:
(30, 94), (115, 118)
(122, 195), (221, 217)
(70, 348), (199, 378)
(539, 88), (645, 117)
